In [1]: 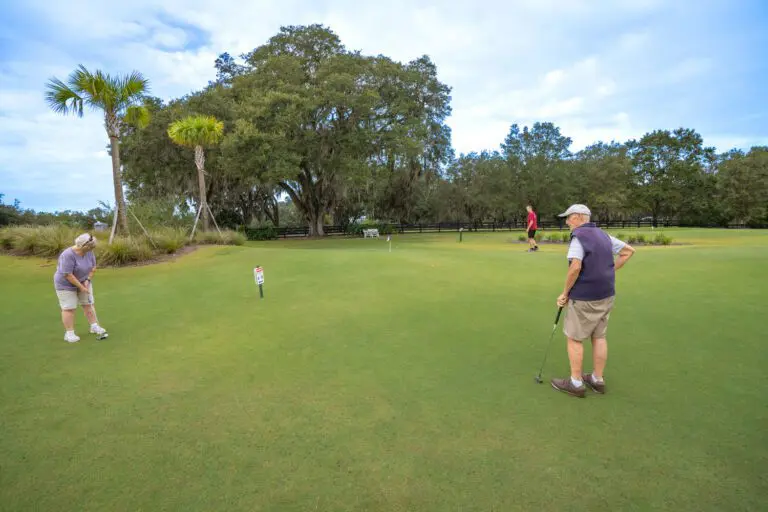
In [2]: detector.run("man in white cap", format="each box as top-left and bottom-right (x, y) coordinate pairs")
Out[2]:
(550, 204), (635, 397)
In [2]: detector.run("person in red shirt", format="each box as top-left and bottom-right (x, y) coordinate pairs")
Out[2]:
(526, 205), (539, 252)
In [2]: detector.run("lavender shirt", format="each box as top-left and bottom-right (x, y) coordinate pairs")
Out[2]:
(53, 248), (96, 291)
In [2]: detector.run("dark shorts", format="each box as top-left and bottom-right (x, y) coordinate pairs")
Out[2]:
(527, 229), (537, 239)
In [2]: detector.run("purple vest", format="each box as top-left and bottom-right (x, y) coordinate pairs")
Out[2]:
(569, 223), (615, 301)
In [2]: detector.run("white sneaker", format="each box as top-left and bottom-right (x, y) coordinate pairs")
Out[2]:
(64, 332), (80, 343)
(89, 325), (107, 336)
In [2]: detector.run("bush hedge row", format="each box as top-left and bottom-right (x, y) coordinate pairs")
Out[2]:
(0, 225), (245, 266)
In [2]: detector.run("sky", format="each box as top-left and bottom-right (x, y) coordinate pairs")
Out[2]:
(1, 0), (766, 212)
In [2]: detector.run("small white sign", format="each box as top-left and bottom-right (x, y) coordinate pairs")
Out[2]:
(254, 267), (264, 285)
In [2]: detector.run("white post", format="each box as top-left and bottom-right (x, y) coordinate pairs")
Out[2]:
(189, 203), (203, 241)
(108, 204), (119, 244)
(206, 202), (223, 235)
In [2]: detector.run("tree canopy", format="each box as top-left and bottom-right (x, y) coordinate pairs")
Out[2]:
(109, 24), (768, 232)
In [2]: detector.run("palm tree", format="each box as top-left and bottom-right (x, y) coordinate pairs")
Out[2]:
(167, 115), (224, 232)
(45, 65), (150, 240)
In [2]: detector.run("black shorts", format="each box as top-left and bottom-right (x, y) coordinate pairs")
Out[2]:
(527, 229), (537, 239)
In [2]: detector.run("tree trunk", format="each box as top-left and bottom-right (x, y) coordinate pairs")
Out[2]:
(195, 145), (209, 231)
(279, 180), (326, 236)
(109, 136), (129, 237)
(269, 196), (279, 227)
(306, 208), (325, 237)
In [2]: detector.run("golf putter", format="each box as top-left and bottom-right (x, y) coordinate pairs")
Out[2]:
(534, 306), (564, 384)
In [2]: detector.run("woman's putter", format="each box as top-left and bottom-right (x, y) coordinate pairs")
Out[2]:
(534, 306), (564, 384)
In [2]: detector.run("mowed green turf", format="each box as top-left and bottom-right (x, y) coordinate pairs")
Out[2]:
(1, 229), (766, 511)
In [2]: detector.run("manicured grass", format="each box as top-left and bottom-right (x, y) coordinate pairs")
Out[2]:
(1, 229), (766, 510)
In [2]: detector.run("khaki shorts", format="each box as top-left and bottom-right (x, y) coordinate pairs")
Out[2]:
(564, 296), (615, 341)
(56, 285), (94, 310)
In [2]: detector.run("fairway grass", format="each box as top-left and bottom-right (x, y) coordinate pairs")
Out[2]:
(1, 229), (766, 511)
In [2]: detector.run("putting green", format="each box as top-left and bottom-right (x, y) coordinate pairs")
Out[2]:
(1, 228), (766, 510)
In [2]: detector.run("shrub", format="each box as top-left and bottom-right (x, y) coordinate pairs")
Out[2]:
(11, 226), (42, 255)
(152, 227), (189, 254)
(636, 233), (647, 243)
(0, 225), (100, 257)
(626, 235), (638, 244)
(546, 233), (561, 242)
(615, 233), (626, 241)
(517, 234), (527, 242)
(95, 237), (154, 266)
(196, 230), (247, 245)
(654, 233), (673, 245)
(35, 225), (78, 258)
(0, 227), (24, 251)
(377, 223), (397, 235)
(346, 223), (363, 236)
(222, 230), (246, 246)
(244, 226), (278, 241)
(561, 232), (571, 243)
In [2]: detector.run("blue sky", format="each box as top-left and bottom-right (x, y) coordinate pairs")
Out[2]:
(1, 0), (766, 212)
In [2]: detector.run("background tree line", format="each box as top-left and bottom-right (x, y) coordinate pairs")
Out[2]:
(4, 24), (766, 231)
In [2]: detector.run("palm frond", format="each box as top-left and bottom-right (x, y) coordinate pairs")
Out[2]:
(124, 105), (151, 128)
(118, 71), (149, 104)
(46, 64), (151, 120)
(168, 115), (225, 148)
(44, 77), (84, 116)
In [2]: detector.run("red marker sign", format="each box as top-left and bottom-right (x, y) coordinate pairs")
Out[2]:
(254, 266), (264, 298)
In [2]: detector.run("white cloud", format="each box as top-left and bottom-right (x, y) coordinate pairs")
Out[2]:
(149, 27), (189, 49)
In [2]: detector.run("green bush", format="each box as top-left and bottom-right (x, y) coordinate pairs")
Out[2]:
(244, 226), (278, 241)
(346, 223), (365, 236)
(517, 234), (527, 242)
(11, 226), (42, 255)
(152, 227), (189, 254)
(636, 233), (647, 243)
(377, 224), (397, 235)
(0, 226), (24, 251)
(35, 226), (78, 258)
(654, 233), (673, 245)
(615, 233), (626, 241)
(222, 230), (246, 246)
(0, 226), (109, 258)
(94, 237), (154, 266)
(561, 232), (571, 243)
(626, 235), (638, 244)
(196, 230), (247, 245)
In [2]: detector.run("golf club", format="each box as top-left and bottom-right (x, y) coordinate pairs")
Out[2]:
(534, 305), (564, 384)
